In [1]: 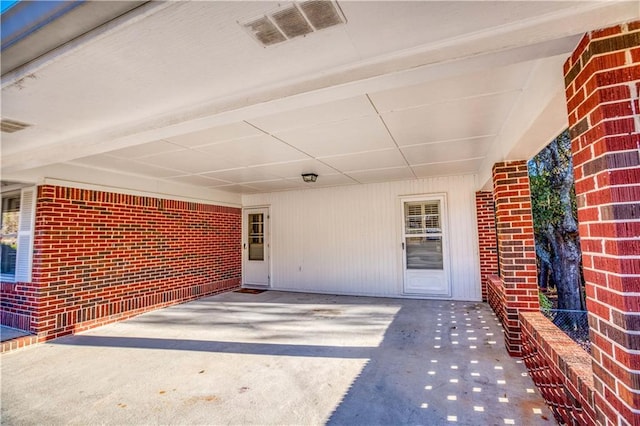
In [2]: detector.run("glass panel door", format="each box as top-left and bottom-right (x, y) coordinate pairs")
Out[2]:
(244, 207), (270, 287)
(248, 213), (264, 261)
(402, 195), (450, 296)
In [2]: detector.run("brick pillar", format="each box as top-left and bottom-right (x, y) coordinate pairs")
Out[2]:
(564, 21), (640, 425)
(492, 161), (540, 356)
(475, 191), (498, 301)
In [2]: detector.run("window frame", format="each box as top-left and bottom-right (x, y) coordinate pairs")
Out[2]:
(1, 190), (20, 281)
(1, 186), (36, 283)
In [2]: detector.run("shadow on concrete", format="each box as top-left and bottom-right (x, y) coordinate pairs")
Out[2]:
(325, 300), (552, 425)
(326, 303), (442, 425)
(44, 293), (551, 425)
(51, 335), (374, 359)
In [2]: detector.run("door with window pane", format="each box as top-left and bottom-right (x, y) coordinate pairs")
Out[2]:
(402, 195), (450, 296)
(243, 207), (270, 287)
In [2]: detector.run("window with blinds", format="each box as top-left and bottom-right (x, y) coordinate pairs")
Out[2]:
(404, 200), (443, 270)
(405, 201), (441, 234)
(1, 187), (36, 282)
(1, 193), (20, 279)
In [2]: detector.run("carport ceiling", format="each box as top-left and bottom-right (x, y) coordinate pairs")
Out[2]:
(2, 1), (639, 194)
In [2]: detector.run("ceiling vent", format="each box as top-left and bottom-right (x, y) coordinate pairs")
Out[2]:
(0, 118), (31, 133)
(241, 1), (346, 47)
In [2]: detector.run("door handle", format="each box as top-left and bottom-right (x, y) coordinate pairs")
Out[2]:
(244, 243), (247, 250)
(402, 242), (405, 250)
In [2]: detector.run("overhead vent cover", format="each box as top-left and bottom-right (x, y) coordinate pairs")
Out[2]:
(241, 1), (345, 47)
(1, 118), (31, 133)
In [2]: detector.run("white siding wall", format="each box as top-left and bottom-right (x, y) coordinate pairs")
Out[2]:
(242, 174), (481, 301)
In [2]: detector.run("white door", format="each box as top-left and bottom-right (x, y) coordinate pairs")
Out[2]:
(243, 207), (270, 287)
(402, 195), (450, 296)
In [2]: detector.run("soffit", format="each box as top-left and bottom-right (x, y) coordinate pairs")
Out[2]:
(2, 1), (639, 194)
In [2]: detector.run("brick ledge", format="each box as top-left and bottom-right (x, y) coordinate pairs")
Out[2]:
(1, 334), (41, 354)
(520, 311), (595, 425)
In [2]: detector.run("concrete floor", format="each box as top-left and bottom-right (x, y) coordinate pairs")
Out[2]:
(1, 291), (555, 425)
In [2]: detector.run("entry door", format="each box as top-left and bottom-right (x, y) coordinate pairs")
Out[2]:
(243, 207), (270, 287)
(402, 195), (450, 296)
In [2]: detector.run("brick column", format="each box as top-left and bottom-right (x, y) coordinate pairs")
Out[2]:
(492, 161), (540, 356)
(475, 191), (498, 301)
(564, 21), (640, 425)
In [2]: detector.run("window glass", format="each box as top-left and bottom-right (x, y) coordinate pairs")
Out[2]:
(405, 236), (443, 270)
(248, 213), (264, 261)
(405, 201), (441, 234)
(1, 193), (20, 277)
(404, 200), (443, 270)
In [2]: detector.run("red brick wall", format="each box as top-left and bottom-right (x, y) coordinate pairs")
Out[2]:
(492, 161), (539, 356)
(475, 191), (499, 301)
(486, 275), (506, 326)
(1, 282), (36, 332)
(564, 21), (640, 425)
(1, 185), (241, 340)
(520, 312), (597, 426)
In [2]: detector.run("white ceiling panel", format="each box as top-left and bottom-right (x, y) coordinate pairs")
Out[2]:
(382, 91), (520, 146)
(166, 122), (263, 148)
(369, 62), (531, 113)
(0, 125), (65, 157)
(310, 173), (359, 187)
(105, 140), (183, 159)
(249, 159), (338, 179)
(249, 95), (376, 133)
(69, 154), (182, 178)
(5, 0), (636, 196)
(340, 1), (580, 60)
(197, 134), (309, 166)
(401, 137), (493, 166)
(139, 149), (241, 174)
(412, 158), (484, 178)
(214, 184), (260, 194)
(166, 175), (231, 187)
(320, 148), (407, 172)
(0, 1), (360, 143)
(245, 179), (306, 192)
(347, 166), (415, 184)
(276, 115), (395, 157)
(202, 167), (281, 183)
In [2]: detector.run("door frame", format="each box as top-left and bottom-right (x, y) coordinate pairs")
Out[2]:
(242, 205), (271, 288)
(399, 193), (451, 297)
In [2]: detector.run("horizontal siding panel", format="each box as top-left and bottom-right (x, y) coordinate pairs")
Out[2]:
(243, 174), (481, 301)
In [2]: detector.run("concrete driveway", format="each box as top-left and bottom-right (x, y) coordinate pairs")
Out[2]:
(1, 290), (554, 425)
